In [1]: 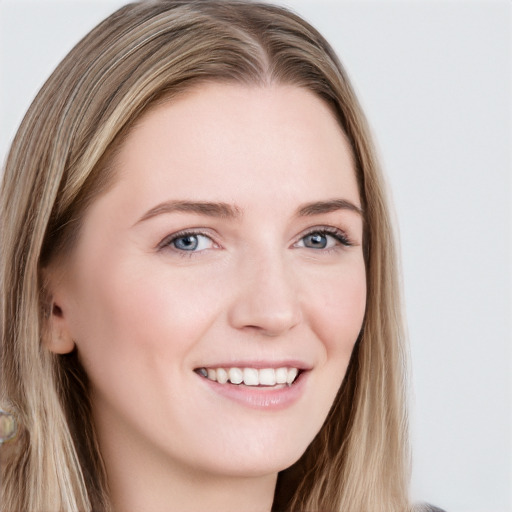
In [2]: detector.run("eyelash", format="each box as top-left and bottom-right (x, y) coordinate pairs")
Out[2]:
(299, 227), (353, 249)
(158, 226), (353, 257)
(158, 229), (216, 256)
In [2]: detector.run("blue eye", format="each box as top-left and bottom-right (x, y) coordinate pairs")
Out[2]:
(302, 233), (330, 249)
(165, 233), (215, 252)
(173, 235), (199, 251)
(296, 229), (351, 250)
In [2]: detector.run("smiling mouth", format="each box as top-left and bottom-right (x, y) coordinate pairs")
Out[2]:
(195, 367), (301, 387)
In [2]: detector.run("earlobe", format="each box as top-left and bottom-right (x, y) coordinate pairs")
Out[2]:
(47, 303), (75, 354)
(44, 302), (76, 354)
(41, 267), (76, 355)
(43, 301), (76, 354)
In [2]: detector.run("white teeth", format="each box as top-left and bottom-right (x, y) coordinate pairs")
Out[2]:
(258, 368), (276, 386)
(216, 368), (228, 384)
(275, 367), (288, 384)
(243, 368), (259, 386)
(228, 367), (243, 384)
(197, 366), (301, 386)
(286, 367), (298, 385)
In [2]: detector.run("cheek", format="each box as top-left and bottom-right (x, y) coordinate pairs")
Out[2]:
(68, 257), (223, 366)
(119, 263), (227, 347)
(294, 260), (366, 441)
(306, 261), (366, 357)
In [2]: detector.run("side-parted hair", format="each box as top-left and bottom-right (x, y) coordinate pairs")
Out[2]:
(0, 1), (410, 511)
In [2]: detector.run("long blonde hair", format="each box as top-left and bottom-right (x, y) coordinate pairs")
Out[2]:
(0, 1), (410, 510)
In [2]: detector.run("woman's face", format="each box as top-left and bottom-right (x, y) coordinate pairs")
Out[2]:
(50, 83), (366, 480)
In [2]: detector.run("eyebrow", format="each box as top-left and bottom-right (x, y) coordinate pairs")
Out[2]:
(136, 200), (242, 224)
(135, 198), (363, 225)
(296, 199), (363, 217)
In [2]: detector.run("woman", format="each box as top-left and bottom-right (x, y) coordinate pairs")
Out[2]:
(0, 1), (437, 511)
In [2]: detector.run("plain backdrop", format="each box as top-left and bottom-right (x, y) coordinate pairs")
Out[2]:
(0, 1), (510, 511)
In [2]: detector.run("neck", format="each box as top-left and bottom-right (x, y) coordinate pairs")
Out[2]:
(109, 465), (277, 512)
(109, 468), (275, 512)
(96, 414), (277, 512)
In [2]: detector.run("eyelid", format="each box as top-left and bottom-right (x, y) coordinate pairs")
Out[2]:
(156, 225), (356, 254)
(294, 226), (354, 248)
(157, 228), (219, 252)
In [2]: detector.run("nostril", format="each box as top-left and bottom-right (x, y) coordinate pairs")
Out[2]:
(226, 259), (302, 336)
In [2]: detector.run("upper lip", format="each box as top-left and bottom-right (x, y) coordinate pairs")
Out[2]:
(194, 360), (312, 371)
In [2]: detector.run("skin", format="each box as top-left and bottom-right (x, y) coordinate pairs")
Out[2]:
(47, 83), (366, 512)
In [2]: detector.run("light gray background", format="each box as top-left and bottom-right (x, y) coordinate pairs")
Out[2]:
(0, 1), (510, 511)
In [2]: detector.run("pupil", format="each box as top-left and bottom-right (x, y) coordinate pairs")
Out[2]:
(306, 233), (327, 248)
(175, 235), (198, 250)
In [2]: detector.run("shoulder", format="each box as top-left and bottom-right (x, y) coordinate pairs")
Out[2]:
(414, 503), (447, 512)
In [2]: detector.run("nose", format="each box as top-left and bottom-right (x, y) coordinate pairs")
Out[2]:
(227, 250), (302, 337)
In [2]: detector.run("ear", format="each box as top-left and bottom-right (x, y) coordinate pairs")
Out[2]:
(41, 268), (76, 355)
(45, 302), (76, 354)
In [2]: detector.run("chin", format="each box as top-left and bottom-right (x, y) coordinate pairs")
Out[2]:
(187, 428), (314, 479)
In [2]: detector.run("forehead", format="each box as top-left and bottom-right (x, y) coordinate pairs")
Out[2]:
(108, 83), (359, 211)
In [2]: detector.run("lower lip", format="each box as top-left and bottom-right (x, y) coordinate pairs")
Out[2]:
(198, 371), (308, 411)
